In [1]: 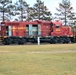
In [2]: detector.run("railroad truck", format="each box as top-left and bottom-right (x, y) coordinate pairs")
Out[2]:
(0, 20), (75, 45)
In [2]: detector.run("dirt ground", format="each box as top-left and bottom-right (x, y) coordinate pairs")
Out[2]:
(0, 50), (76, 54)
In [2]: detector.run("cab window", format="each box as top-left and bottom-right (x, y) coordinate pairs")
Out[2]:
(56, 25), (60, 28)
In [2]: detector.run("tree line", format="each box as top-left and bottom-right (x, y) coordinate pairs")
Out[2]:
(0, 0), (75, 26)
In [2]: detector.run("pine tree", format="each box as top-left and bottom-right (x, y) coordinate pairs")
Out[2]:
(26, 7), (35, 21)
(0, 0), (14, 21)
(14, 0), (29, 21)
(55, 0), (75, 26)
(30, 0), (52, 21)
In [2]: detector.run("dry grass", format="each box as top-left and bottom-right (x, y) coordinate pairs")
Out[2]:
(0, 44), (76, 75)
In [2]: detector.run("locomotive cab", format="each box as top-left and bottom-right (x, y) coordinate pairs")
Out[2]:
(51, 20), (62, 36)
(51, 20), (74, 43)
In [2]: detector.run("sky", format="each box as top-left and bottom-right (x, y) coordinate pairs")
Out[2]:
(13, 0), (76, 15)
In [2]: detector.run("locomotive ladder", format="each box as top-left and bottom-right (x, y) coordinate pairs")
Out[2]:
(0, 36), (3, 44)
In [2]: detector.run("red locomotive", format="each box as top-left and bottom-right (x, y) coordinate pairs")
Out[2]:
(0, 20), (74, 45)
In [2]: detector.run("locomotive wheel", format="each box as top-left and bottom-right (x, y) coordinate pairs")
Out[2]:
(18, 38), (25, 45)
(3, 38), (11, 45)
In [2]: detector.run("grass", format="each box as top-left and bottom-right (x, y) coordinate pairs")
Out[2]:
(0, 44), (76, 75)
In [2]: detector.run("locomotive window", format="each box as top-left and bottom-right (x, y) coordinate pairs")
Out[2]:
(32, 25), (38, 35)
(6, 26), (12, 36)
(6, 26), (9, 36)
(56, 25), (60, 28)
(26, 25), (29, 35)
